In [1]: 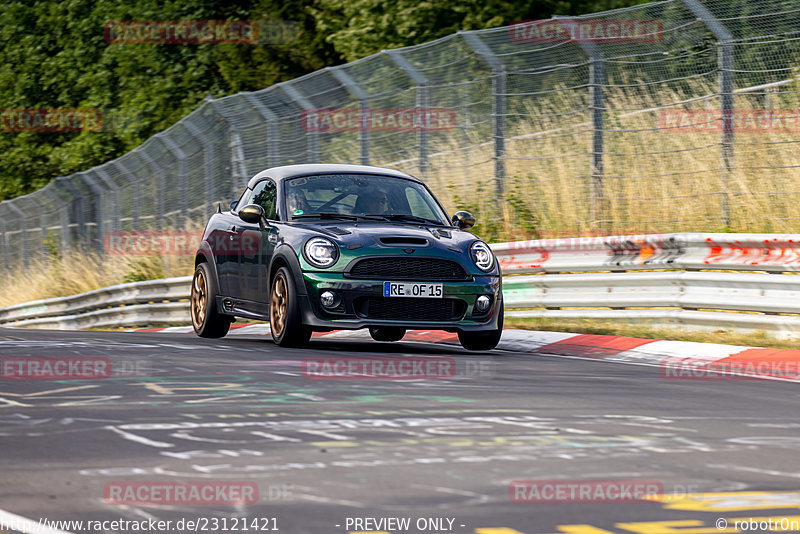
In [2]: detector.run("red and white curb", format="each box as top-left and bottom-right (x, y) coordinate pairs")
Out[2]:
(133, 325), (800, 382)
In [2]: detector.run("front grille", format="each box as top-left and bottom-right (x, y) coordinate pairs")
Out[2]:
(355, 297), (466, 321)
(347, 257), (469, 281)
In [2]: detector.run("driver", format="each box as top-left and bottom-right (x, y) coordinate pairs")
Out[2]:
(360, 190), (391, 215)
(288, 188), (309, 215)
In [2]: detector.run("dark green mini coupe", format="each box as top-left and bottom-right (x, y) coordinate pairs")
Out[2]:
(191, 164), (503, 350)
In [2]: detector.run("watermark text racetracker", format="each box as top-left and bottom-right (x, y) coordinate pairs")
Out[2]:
(103, 20), (299, 45)
(302, 356), (495, 380)
(660, 109), (800, 133)
(661, 358), (800, 381)
(103, 230), (260, 255)
(510, 19), (664, 43)
(1, 108), (140, 133)
(302, 108), (456, 132)
(1, 357), (151, 379)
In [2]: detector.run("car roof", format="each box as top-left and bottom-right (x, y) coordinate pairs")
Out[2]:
(247, 164), (418, 189)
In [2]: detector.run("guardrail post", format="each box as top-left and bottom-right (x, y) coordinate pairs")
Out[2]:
(240, 93), (281, 169)
(5, 202), (27, 266)
(385, 50), (430, 177)
(681, 0), (734, 227)
(328, 67), (371, 165)
(280, 82), (319, 163)
(461, 31), (506, 200)
(554, 16), (606, 229)
(183, 119), (216, 219)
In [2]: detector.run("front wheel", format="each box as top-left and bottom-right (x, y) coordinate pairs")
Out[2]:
(270, 266), (311, 347)
(191, 262), (231, 338)
(458, 305), (503, 351)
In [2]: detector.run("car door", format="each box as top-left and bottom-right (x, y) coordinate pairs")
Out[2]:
(214, 188), (251, 297)
(233, 179), (278, 312)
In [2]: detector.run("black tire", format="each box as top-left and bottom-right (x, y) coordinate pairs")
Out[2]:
(369, 327), (406, 342)
(458, 304), (503, 351)
(270, 266), (311, 347)
(191, 262), (232, 338)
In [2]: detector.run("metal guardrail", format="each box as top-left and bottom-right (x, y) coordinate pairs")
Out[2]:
(2, 233), (800, 337)
(0, 277), (191, 330)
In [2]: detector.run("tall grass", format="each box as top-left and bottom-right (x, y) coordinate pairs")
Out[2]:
(420, 77), (800, 238)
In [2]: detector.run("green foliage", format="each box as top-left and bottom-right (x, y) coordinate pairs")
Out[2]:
(0, 0), (654, 201)
(311, 0), (654, 62)
(122, 255), (166, 283)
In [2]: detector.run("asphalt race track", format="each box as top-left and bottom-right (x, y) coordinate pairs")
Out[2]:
(1, 326), (799, 534)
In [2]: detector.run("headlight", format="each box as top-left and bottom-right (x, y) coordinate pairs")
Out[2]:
(304, 237), (339, 268)
(470, 241), (494, 271)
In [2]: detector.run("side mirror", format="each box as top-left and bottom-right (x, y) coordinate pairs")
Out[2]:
(451, 210), (476, 230)
(238, 204), (267, 228)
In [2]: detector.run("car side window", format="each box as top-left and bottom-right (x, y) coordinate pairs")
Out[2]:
(251, 180), (277, 220)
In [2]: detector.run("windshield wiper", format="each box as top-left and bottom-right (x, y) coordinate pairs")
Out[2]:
(365, 213), (446, 226)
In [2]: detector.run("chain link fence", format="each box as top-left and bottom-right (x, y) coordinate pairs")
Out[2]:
(2, 0), (800, 272)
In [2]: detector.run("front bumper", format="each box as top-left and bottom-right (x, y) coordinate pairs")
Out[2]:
(299, 272), (503, 332)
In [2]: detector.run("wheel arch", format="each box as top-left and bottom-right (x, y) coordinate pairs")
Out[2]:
(270, 245), (307, 295)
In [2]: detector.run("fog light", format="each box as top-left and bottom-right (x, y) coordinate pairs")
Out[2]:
(320, 291), (337, 309)
(475, 295), (491, 312)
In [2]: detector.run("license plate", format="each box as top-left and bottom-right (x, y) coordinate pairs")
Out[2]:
(383, 282), (443, 298)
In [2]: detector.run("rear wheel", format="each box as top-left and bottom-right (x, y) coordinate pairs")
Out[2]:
(369, 327), (406, 342)
(458, 305), (503, 351)
(191, 262), (231, 338)
(270, 266), (311, 347)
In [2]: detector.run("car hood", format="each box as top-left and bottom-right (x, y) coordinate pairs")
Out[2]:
(296, 221), (479, 248)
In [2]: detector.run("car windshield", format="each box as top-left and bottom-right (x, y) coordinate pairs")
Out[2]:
(284, 174), (450, 225)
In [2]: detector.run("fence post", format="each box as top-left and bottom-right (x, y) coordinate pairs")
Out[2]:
(385, 50), (430, 177)
(115, 159), (138, 230)
(24, 196), (49, 252)
(42, 188), (67, 250)
(681, 0), (734, 227)
(240, 93), (281, 169)
(94, 168), (121, 234)
(76, 172), (108, 253)
(328, 66), (371, 165)
(6, 201), (27, 266)
(183, 119), (216, 219)
(553, 17), (606, 228)
(55, 177), (84, 244)
(135, 151), (165, 231)
(156, 134), (189, 228)
(461, 31), (506, 200)
(280, 82), (319, 163)
(0, 216), (7, 272)
(209, 98), (255, 194)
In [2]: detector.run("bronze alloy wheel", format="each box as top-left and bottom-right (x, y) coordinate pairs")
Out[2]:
(191, 262), (231, 338)
(270, 272), (288, 338)
(191, 267), (207, 328)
